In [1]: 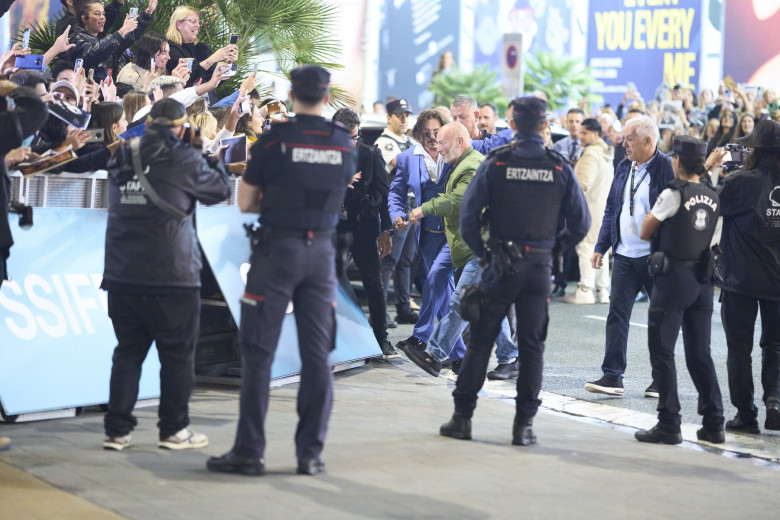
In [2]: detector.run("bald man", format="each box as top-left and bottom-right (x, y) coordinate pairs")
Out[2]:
(403, 123), (517, 376)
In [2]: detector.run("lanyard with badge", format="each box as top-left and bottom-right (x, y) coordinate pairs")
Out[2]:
(627, 162), (649, 235)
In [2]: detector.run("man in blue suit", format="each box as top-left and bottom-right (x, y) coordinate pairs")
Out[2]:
(391, 109), (460, 355)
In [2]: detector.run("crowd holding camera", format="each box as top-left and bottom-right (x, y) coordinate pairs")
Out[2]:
(1, 0), (779, 470)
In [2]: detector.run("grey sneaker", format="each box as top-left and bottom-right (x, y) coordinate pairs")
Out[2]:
(158, 428), (208, 450)
(103, 434), (133, 451)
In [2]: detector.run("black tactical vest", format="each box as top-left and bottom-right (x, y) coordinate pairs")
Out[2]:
(657, 179), (719, 261)
(262, 118), (355, 230)
(487, 147), (565, 243)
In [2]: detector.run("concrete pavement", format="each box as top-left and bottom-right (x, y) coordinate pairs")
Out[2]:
(1, 354), (778, 519)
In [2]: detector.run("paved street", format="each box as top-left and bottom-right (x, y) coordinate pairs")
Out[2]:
(1, 282), (778, 519)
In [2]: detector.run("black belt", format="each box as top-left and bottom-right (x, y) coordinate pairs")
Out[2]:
(504, 241), (549, 255)
(421, 226), (445, 234)
(268, 228), (334, 240)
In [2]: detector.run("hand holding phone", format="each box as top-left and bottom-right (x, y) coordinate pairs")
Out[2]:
(129, 7), (138, 17)
(22, 28), (30, 49)
(74, 58), (83, 73)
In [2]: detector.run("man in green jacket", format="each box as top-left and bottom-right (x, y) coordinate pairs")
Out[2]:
(403, 123), (517, 377)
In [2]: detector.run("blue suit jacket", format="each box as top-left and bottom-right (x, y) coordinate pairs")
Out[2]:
(388, 147), (453, 243)
(594, 148), (674, 255)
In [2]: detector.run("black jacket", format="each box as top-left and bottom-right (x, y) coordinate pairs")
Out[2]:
(338, 142), (391, 238)
(1, 87), (48, 262)
(67, 11), (151, 83)
(102, 125), (231, 291)
(55, 1), (123, 38)
(718, 160), (780, 300)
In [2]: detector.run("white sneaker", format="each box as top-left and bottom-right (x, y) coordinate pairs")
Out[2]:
(158, 428), (209, 450)
(103, 434), (133, 451)
(595, 289), (610, 304)
(562, 287), (595, 304)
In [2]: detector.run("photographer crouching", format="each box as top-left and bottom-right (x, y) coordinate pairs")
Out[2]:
(101, 99), (231, 451)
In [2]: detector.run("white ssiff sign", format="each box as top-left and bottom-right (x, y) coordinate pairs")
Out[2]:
(0, 209), (160, 415)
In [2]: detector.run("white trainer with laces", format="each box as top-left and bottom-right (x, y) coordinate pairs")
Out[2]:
(158, 428), (209, 450)
(595, 289), (610, 304)
(562, 287), (596, 304)
(103, 434), (133, 451)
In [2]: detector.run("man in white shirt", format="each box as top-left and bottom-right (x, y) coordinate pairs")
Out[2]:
(584, 116), (674, 398)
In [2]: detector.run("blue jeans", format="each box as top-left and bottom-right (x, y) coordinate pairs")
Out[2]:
(601, 254), (654, 381)
(428, 258), (517, 363)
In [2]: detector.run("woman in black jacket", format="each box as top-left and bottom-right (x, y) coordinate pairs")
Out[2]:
(67, 0), (157, 83)
(165, 5), (236, 104)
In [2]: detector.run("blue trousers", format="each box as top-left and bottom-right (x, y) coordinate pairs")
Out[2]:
(428, 258), (517, 363)
(601, 254), (654, 381)
(453, 251), (552, 421)
(648, 265), (723, 433)
(233, 236), (336, 462)
(413, 230), (456, 343)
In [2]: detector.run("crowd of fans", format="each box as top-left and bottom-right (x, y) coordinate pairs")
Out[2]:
(0, 0), (287, 180)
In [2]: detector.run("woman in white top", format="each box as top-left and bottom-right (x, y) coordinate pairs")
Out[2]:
(116, 32), (171, 91)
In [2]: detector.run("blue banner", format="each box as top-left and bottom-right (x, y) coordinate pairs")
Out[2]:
(587, 0), (702, 107)
(0, 209), (161, 416)
(195, 206), (380, 380)
(1, 207), (380, 415)
(378, 0), (461, 110)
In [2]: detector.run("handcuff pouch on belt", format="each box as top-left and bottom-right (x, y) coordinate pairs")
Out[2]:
(647, 251), (670, 275)
(696, 246), (716, 284)
(459, 284), (484, 323)
(484, 237), (520, 280)
(244, 221), (268, 256)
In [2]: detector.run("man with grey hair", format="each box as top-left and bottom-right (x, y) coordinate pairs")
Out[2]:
(450, 94), (487, 141)
(584, 115), (673, 398)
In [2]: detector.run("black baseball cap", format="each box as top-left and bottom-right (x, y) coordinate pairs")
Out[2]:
(672, 135), (707, 158)
(510, 96), (547, 126)
(290, 64), (330, 102)
(386, 99), (413, 115)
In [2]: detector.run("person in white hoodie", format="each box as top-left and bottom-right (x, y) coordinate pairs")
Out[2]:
(563, 118), (614, 304)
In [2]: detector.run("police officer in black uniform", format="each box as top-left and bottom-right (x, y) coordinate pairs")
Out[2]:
(207, 65), (357, 476)
(718, 119), (780, 434)
(635, 135), (724, 445)
(439, 96), (590, 445)
(331, 108), (395, 355)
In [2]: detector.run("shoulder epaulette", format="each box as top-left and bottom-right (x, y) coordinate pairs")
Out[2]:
(545, 147), (568, 166)
(485, 142), (513, 160)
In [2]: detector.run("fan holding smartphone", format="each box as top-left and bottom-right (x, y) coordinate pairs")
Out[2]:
(166, 6), (239, 103)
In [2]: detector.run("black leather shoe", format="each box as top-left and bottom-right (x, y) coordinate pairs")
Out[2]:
(439, 415), (471, 440)
(550, 284), (566, 298)
(696, 427), (725, 444)
(512, 419), (537, 446)
(395, 309), (419, 324)
(207, 452), (265, 476)
(297, 457), (326, 475)
(405, 346), (442, 377)
(765, 397), (780, 430)
(396, 336), (426, 354)
(450, 358), (462, 375)
(634, 425), (682, 445)
(725, 413), (760, 434)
